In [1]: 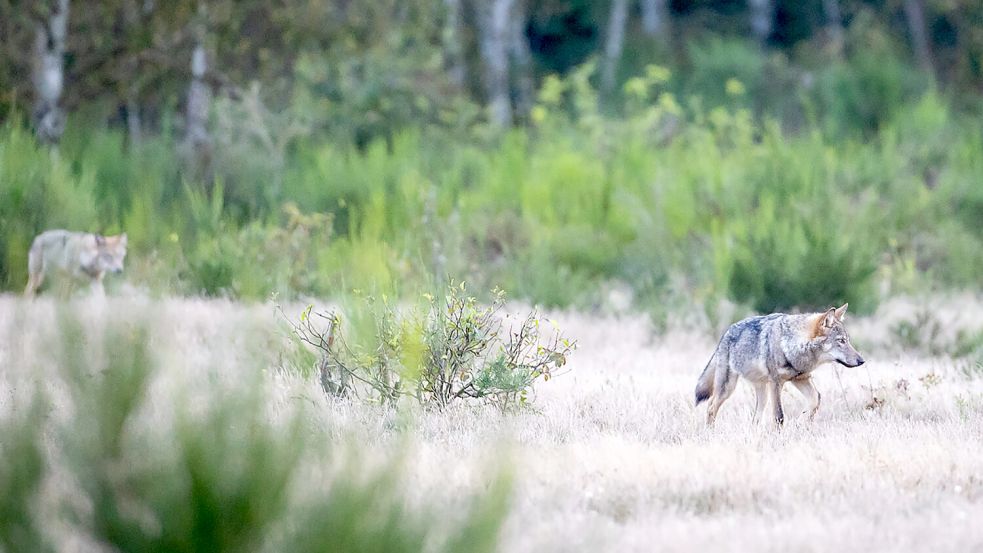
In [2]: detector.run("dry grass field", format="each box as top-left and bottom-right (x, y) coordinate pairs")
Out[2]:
(2, 294), (983, 552)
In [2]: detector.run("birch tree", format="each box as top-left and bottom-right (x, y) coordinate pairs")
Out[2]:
(31, 0), (69, 145)
(509, 0), (534, 119)
(182, 5), (212, 175)
(747, 0), (773, 45)
(902, 0), (936, 81)
(821, 0), (844, 56)
(442, 0), (467, 89)
(640, 0), (670, 40)
(478, 0), (514, 127)
(601, 0), (630, 97)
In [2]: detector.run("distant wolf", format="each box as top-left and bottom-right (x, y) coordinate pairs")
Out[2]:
(695, 304), (864, 426)
(24, 230), (127, 297)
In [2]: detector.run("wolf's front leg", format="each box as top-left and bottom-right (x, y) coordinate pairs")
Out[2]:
(89, 277), (106, 298)
(771, 380), (785, 426)
(791, 378), (821, 421)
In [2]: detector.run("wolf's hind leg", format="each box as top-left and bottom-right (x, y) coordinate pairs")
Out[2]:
(706, 369), (739, 426)
(751, 381), (768, 425)
(791, 378), (821, 421)
(24, 243), (44, 297)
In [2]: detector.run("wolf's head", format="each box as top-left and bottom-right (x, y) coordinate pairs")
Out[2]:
(813, 303), (864, 367)
(94, 233), (127, 274)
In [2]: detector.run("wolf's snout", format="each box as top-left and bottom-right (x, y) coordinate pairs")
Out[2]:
(855, 356), (865, 366)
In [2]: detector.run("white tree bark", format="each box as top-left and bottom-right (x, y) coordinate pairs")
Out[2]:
(640, 0), (669, 38)
(126, 92), (142, 145)
(747, 0), (773, 45)
(479, 0), (514, 128)
(509, 0), (534, 119)
(31, 0), (69, 145)
(822, 0), (844, 55)
(601, 0), (629, 96)
(442, 0), (467, 89)
(182, 6), (212, 176)
(903, 0), (935, 80)
(184, 7), (211, 158)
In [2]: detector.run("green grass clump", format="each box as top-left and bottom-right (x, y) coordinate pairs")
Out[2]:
(0, 314), (510, 552)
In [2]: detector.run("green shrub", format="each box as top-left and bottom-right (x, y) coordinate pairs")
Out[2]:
(725, 197), (879, 314)
(283, 282), (576, 410)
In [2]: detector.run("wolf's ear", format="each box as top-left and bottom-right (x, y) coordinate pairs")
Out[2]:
(119, 233), (128, 246)
(834, 303), (848, 321)
(820, 307), (837, 331)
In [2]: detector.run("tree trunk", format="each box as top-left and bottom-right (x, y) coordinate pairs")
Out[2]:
(442, 0), (466, 89)
(126, 92), (142, 146)
(821, 0), (844, 57)
(478, 0), (514, 128)
(31, 0), (69, 145)
(902, 0), (935, 80)
(601, 0), (629, 97)
(747, 0), (773, 45)
(509, 0), (534, 119)
(640, 0), (669, 39)
(182, 7), (212, 178)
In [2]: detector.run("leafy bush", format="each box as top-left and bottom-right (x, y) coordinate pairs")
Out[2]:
(725, 197), (879, 314)
(810, 18), (928, 135)
(283, 283), (576, 410)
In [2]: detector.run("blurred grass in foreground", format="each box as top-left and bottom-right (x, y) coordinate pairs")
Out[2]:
(0, 312), (510, 553)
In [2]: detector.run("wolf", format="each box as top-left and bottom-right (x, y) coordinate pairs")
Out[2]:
(694, 304), (864, 426)
(24, 230), (127, 297)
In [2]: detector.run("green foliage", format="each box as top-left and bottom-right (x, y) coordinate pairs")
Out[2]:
(1, 52), (982, 314)
(0, 313), (509, 552)
(684, 38), (766, 111)
(283, 282), (576, 410)
(0, 124), (98, 289)
(810, 25), (929, 135)
(726, 198), (879, 314)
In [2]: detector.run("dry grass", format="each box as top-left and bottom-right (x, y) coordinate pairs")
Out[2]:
(2, 293), (983, 552)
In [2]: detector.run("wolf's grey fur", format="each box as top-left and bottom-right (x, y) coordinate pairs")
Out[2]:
(24, 230), (127, 297)
(695, 304), (864, 426)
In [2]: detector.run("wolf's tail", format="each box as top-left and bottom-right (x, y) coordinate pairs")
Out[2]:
(695, 340), (727, 406)
(694, 357), (715, 406)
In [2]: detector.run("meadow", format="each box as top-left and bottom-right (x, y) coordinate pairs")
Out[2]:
(2, 292), (981, 552)
(2, 15), (983, 550)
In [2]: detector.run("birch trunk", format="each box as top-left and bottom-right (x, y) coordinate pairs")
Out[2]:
(822, 0), (844, 56)
(31, 0), (69, 145)
(509, 0), (534, 119)
(902, 0), (936, 80)
(183, 8), (212, 176)
(442, 0), (466, 88)
(747, 0), (773, 45)
(601, 0), (629, 97)
(640, 0), (669, 39)
(479, 0), (514, 127)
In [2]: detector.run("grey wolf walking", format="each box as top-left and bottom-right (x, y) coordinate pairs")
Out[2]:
(695, 304), (864, 426)
(24, 230), (127, 297)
